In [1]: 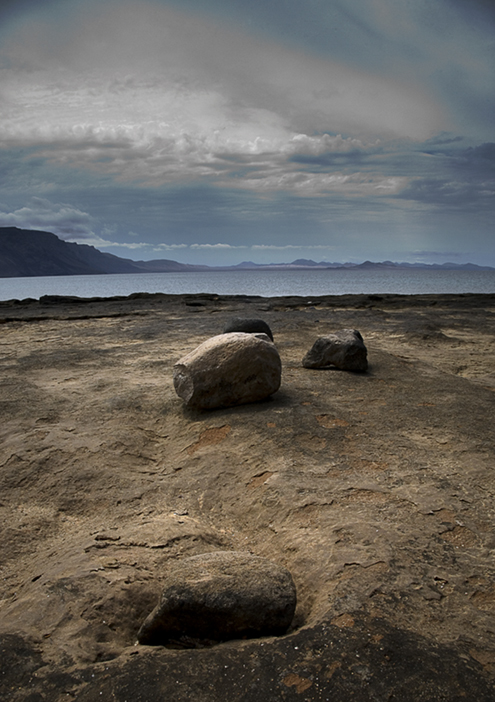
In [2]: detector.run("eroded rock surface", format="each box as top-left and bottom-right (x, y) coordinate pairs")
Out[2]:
(173, 332), (281, 409)
(137, 551), (296, 646)
(1, 292), (495, 700)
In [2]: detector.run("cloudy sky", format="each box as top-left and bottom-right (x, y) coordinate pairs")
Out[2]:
(0, 0), (494, 265)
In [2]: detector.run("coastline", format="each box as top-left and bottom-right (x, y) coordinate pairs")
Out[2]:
(2, 289), (495, 316)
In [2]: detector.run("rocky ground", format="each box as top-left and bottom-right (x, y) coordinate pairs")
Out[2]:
(1, 291), (494, 701)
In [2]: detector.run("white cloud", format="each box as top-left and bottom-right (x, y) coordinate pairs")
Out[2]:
(0, 0), (447, 195)
(233, 170), (409, 197)
(106, 242), (335, 254)
(252, 244), (332, 250)
(104, 241), (152, 250)
(190, 243), (248, 250)
(102, 224), (118, 237)
(285, 133), (369, 156)
(0, 116), (402, 198)
(0, 198), (95, 240)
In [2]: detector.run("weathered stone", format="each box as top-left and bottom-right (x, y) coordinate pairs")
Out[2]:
(302, 329), (368, 371)
(223, 317), (274, 341)
(173, 332), (281, 409)
(137, 551), (297, 647)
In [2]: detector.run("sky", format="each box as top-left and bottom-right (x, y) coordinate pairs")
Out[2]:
(0, 0), (494, 266)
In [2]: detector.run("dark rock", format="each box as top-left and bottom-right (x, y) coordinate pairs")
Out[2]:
(302, 329), (368, 371)
(223, 317), (274, 341)
(137, 551), (297, 647)
(173, 332), (281, 410)
(75, 615), (495, 702)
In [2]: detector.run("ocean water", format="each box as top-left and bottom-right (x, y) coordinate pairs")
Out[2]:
(1, 267), (495, 302)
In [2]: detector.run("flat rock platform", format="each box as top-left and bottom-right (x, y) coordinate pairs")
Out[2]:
(1, 292), (494, 701)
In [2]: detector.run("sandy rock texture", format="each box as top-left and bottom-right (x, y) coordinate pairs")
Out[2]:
(173, 331), (281, 409)
(0, 291), (494, 701)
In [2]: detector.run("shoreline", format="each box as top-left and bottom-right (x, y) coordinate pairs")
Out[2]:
(1, 289), (495, 317)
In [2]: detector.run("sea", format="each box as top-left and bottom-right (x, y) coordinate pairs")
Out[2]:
(1, 267), (495, 302)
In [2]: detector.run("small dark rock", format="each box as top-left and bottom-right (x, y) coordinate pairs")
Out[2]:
(223, 317), (274, 341)
(302, 329), (368, 371)
(137, 551), (297, 647)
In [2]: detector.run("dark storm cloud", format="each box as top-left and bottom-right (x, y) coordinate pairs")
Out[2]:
(446, 0), (495, 23)
(396, 142), (495, 212)
(425, 135), (465, 147)
(459, 143), (495, 172)
(0, 0), (39, 22)
(289, 150), (368, 168)
(0, 0), (493, 265)
(397, 178), (492, 209)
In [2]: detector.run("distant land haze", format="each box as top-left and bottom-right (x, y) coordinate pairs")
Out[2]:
(0, 227), (493, 278)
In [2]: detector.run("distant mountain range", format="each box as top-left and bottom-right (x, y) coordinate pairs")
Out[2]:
(0, 227), (493, 278)
(229, 258), (494, 271)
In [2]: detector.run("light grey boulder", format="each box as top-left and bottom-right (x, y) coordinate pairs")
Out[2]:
(173, 332), (281, 410)
(302, 329), (368, 372)
(223, 317), (274, 341)
(137, 551), (297, 647)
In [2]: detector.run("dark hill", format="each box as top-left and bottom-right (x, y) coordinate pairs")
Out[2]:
(0, 227), (216, 277)
(0, 227), (140, 277)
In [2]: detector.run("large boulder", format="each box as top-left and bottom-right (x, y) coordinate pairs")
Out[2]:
(137, 551), (297, 647)
(223, 317), (274, 341)
(173, 332), (281, 410)
(302, 329), (368, 371)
